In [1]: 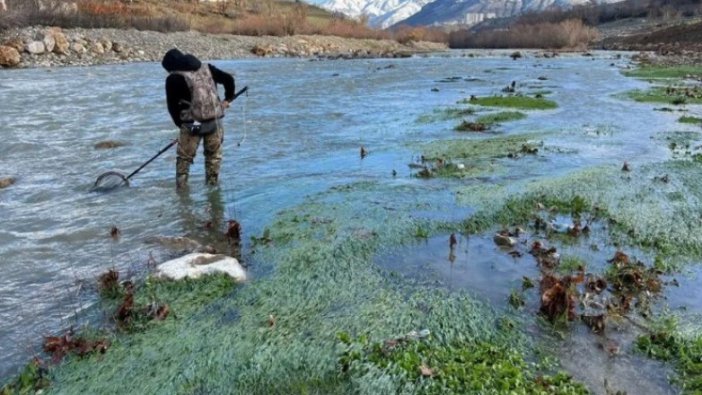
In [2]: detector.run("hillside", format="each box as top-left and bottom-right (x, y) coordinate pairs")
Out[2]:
(0, 0), (370, 37)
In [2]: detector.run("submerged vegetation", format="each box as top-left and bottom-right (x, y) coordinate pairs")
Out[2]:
(476, 111), (528, 125)
(417, 107), (477, 123)
(679, 116), (702, 125)
(635, 316), (702, 393)
(463, 95), (558, 110)
(339, 333), (588, 394)
(627, 87), (702, 105)
(410, 134), (544, 178)
(623, 65), (702, 80)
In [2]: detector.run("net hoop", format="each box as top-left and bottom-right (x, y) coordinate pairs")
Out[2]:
(91, 171), (130, 192)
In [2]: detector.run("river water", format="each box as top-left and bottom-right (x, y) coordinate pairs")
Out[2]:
(0, 51), (693, 385)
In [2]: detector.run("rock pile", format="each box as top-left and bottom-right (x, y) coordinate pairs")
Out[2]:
(1, 27), (131, 68)
(0, 26), (446, 69)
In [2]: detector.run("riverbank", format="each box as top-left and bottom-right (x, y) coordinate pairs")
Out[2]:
(0, 26), (447, 68)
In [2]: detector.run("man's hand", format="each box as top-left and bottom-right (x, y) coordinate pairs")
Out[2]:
(221, 100), (230, 110)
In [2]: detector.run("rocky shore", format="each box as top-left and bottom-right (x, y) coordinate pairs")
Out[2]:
(0, 26), (447, 68)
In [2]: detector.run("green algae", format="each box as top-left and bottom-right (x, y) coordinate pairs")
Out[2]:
(456, 162), (702, 262)
(1, 359), (50, 395)
(476, 111), (527, 125)
(43, 177), (595, 394)
(635, 316), (702, 393)
(679, 116), (702, 125)
(417, 107), (477, 123)
(339, 334), (587, 395)
(420, 133), (545, 162)
(460, 95), (557, 110)
(557, 256), (587, 275)
(47, 182), (521, 394)
(411, 134), (546, 179)
(624, 66), (702, 80)
(625, 88), (702, 105)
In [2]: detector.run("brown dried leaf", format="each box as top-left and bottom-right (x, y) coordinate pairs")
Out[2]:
(115, 291), (134, 324)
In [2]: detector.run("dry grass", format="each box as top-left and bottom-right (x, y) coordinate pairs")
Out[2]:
(1, 0), (190, 32)
(392, 25), (449, 44)
(449, 19), (599, 49)
(0, 0), (414, 42)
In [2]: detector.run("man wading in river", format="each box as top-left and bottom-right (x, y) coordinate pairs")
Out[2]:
(162, 48), (235, 188)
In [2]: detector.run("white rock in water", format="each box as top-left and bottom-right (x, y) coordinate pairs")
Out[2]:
(155, 253), (246, 282)
(493, 233), (516, 247)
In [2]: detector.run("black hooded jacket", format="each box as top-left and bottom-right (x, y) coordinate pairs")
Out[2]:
(162, 49), (235, 127)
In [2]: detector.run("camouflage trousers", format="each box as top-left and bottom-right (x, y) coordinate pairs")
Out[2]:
(176, 124), (223, 188)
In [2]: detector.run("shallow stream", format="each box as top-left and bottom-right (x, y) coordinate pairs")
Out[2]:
(1, 51), (700, 391)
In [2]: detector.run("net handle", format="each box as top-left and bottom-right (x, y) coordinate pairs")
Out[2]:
(125, 139), (178, 180)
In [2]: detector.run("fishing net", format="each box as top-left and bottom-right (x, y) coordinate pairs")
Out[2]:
(91, 171), (130, 192)
(90, 139), (178, 192)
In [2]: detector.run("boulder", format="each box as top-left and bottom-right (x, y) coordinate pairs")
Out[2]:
(53, 31), (69, 55)
(94, 140), (125, 149)
(0, 176), (16, 189)
(493, 233), (516, 247)
(100, 38), (112, 52)
(26, 41), (45, 55)
(155, 253), (246, 282)
(251, 44), (274, 57)
(91, 42), (104, 55)
(112, 41), (123, 53)
(0, 45), (20, 67)
(41, 31), (56, 53)
(3, 37), (24, 52)
(71, 42), (86, 54)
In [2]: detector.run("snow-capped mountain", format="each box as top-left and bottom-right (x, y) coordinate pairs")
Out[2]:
(318, 0), (624, 28)
(318, 0), (434, 28)
(399, 0), (623, 27)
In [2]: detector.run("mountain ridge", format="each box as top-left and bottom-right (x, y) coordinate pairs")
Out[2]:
(399, 0), (624, 27)
(318, 0), (624, 28)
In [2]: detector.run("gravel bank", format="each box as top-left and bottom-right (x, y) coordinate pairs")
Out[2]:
(0, 26), (447, 68)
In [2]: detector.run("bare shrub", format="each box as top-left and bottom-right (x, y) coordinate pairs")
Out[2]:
(0, 0), (189, 32)
(392, 25), (448, 44)
(449, 19), (599, 49)
(224, 14), (285, 36)
(317, 18), (388, 40)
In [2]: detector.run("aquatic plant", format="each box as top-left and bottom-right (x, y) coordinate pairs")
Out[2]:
(417, 107), (476, 123)
(625, 87), (702, 105)
(338, 333), (588, 394)
(0, 358), (50, 395)
(678, 116), (702, 125)
(420, 133), (546, 163)
(47, 182), (522, 394)
(476, 111), (527, 125)
(456, 162), (702, 261)
(624, 66), (702, 80)
(455, 120), (487, 132)
(635, 315), (702, 393)
(461, 95), (557, 110)
(508, 289), (526, 309)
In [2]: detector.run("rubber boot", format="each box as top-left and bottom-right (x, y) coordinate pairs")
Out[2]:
(205, 168), (219, 186)
(176, 157), (191, 189)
